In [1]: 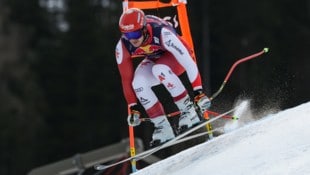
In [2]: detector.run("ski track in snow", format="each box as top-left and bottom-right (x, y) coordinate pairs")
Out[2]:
(132, 101), (310, 175)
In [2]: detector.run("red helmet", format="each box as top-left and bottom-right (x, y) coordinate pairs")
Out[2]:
(119, 8), (146, 33)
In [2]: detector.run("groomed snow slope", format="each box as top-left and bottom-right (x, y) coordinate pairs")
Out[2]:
(133, 101), (310, 175)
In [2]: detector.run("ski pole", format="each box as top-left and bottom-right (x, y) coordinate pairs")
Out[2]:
(127, 106), (138, 173)
(210, 48), (269, 100)
(201, 48), (268, 138)
(161, 49), (269, 118)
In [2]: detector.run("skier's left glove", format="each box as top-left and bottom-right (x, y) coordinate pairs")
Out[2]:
(127, 104), (141, 127)
(194, 89), (211, 114)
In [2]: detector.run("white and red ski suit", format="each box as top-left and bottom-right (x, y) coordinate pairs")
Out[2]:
(115, 15), (204, 118)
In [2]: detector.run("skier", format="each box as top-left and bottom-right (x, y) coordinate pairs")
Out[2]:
(115, 8), (211, 146)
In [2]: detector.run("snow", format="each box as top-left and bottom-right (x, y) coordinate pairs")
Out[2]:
(132, 101), (310, 175)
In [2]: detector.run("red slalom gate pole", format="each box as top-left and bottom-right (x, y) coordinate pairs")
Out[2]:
(127, 106), (137, 173)
(122, 1), (137, 173)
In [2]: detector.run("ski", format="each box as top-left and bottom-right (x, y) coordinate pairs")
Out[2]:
(161, 126), (225, 147)
(94, 108), (236, 171)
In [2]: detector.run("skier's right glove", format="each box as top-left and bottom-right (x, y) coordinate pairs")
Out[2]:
(194, 90), (211, 114)
(127, 105), (141, 127)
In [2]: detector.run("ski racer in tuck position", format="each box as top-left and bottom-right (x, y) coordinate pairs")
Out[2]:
(115, 8), (211, 146)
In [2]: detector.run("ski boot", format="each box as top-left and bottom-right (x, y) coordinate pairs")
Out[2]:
(175, 95), (201, 133)
(149, 115), (175, 147)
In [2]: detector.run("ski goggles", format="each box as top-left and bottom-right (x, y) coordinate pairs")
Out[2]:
(123, 30), (143, 40)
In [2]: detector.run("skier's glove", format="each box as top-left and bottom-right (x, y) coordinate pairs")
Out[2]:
(127, 105), (141, 127)
(194, 90), (211, 114)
